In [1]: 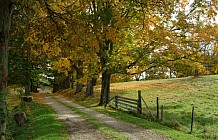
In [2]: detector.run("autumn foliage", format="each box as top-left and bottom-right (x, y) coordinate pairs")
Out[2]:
(8, 0), (218, 104)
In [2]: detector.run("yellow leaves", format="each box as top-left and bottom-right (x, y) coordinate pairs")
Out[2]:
(128, 67), (139, 74)
(211, 64), (218, 73)
(195, 63), (207, 75)
(76, 77), (87, 85)
(43, 43), (49, 52)
(38, 8), (46, 18)
(52, 58), (71, 76)
(41, 42), (61, 58)
(50, 5), (62, 13)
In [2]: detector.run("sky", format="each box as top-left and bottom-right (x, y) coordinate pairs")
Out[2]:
(187, 0), (218, 23)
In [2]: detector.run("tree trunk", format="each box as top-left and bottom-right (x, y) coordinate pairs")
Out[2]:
(75, 60), (83, 93)
(194, 69), (199, 77)
(98, 40), (113, 106)
(64, 75), (71, 89)
(76, 82), (83, 93)
(0, 0), (12, 139)
(30, 80), (38, 93)
(24, 12), (31, 96)
(53, 83), (60, 93)
(69, 63), (74, 89)
(99, 70), (111, 106)
(71, 75), (74, 89)
(85, 78), (97, 96)
(52, 76), (60, 93)
(24, 75), (31, 96)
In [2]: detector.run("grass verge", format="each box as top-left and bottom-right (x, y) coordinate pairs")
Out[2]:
(94, 106), (202, 140)
(7, 93), (68, 140)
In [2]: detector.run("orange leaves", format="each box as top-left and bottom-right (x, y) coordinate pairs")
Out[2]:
(197, 32), (211, 42)
(90, 40), (99, 48)
(105, 27), (117, 43)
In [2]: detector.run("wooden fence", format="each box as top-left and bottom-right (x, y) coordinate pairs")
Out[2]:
(107, 91), (197, 133)
(110, 90), (142, 114)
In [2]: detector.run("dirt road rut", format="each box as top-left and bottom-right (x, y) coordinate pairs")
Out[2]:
(44, 94), (170, 140)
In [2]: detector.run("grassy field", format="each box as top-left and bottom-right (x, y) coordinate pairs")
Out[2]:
(7, 93), (68, 140)
(61, 75), (218, 140)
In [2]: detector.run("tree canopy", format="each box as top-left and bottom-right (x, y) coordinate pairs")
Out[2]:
(7, 0), (218, 105)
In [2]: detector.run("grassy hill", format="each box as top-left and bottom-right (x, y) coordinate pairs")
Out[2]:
(108, 75), (218, 140)
(63, 75), (218, 140)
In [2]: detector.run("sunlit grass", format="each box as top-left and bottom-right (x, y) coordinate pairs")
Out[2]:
(60, 75), (218, 140)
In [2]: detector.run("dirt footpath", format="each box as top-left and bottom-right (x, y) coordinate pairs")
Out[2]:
(43, 96), (110, 140)
(46, 94), (170, 140)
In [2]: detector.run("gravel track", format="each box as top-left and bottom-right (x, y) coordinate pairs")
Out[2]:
(43, 96), (110, 140)
(45, 94), (171, 140)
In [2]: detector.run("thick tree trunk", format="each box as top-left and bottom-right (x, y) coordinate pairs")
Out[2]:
(97, 40), (113, 106)
(85, 78), (97, 96)
(76, 82), (83, 93)
(75, 60), (83, 93)
(99, 71), (111, 106)
(0, 0), (12, 139)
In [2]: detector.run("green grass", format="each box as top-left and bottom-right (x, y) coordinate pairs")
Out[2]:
(94, 106), (202, 140)
(55, 98), (128, 140)
(13, 102), (68, 140)
(6, 92), (68, 140)
(109, 75), (218, 140)
(63, 75), (218, 140)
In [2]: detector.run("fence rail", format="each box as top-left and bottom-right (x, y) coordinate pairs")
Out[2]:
(110, 90), (142, 114)
(107, 91), (197, 134)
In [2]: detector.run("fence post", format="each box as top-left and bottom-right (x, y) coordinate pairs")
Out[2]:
(137, 90), (142, 114)
(156, 97), (159, 121)
(115, 96), (118, 109)
(190, 106), (195, 134)
(160, 105), (164, 122)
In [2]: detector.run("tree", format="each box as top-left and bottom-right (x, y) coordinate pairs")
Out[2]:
(9, 0), (44, 94)
(0, 0), (12, 139)
(8, 0), (218, 106)
(125, 0), (218, 79)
